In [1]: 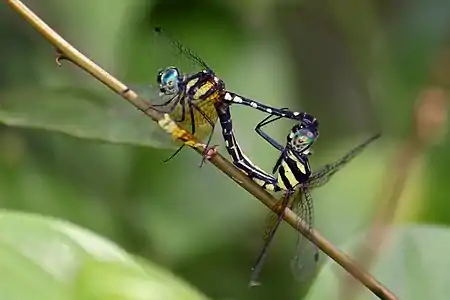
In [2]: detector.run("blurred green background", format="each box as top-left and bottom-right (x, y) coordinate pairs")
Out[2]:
(1, 0), (450, 299)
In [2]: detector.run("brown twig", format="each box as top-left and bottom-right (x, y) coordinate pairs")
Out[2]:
(339, 87), (448, 300)
(6, 1), (398, 299)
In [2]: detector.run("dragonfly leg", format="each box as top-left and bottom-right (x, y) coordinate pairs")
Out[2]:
(151, 98), (177, 108)
(202, 145), (219, 160)
(189, 101), (220, 167)
(162, 145), (185, 163)
(160, 100), (191, 163)
(255, 111), (291, 151)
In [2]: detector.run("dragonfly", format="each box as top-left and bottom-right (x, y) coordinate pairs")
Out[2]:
(216, 106), (381, 285)
(128, 27), (305, 165)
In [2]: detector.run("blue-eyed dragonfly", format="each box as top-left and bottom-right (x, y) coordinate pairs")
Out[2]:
(218, 108), (381, 285)
(127, 27), (305, 166)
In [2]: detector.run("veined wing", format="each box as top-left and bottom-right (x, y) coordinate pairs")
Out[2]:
(126, 27), (219, 150)
(307, 133), (381, 189)
(152, 27), (211, 71)
(249, 193), (291, 286)
(289, 186), (318, 282)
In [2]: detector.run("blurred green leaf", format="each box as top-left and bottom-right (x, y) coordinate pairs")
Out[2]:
(306, 225), (450, 300)
(75, 258), (210, 300)
(0, 86), (173, 148)
(0, 210), (210, 300)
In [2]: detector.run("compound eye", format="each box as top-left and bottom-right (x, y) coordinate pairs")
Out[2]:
(292, 129), (317, 151)
(158, 67), (181, 94)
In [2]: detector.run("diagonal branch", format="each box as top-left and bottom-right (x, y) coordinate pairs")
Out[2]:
(6, 0), (398, 299)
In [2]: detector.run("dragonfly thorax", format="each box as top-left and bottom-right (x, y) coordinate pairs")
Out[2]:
(184, 70), (226, 102)
(276, 149), (312, 191)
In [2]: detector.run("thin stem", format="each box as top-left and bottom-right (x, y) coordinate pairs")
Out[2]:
(6, 1), (398, 299)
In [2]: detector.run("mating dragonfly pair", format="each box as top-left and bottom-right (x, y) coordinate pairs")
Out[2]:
(131, 27), (380, 286)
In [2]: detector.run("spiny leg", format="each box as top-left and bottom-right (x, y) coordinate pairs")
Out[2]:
(199, 128), (218, 165)
(151, 98), (177, 108)
(162, 145), (185, 163)
(143, 94), (181, 115)
(120, 87), (179, 116)
(307, 133), (381, 189)
(249, 190), (294, 287)
(255, 110), (291, 151)
(162, 99), (192, 163)
(290, 185), (318, 281)
(190, 102), (219, 166)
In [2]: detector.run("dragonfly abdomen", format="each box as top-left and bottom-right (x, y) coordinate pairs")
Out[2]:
(253, 178), (280, 192)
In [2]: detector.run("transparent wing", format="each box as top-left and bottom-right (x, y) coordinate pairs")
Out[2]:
(307, 133), (381, 189)
(151, 27), (219, 141)
(126, 27), (219, 150)
(129, 83), (182, 149)
(152, 27), (211, 72)
(249, 193), (291, 286)
(290, 186), (318, 282)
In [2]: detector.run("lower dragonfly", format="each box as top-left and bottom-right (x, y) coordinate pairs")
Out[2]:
(129, 27), (304, 166)
(216, 103), (381, 285)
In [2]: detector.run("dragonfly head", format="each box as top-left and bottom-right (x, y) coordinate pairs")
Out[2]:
(157, 67), (182, 95)
(288, 113), (319, 154)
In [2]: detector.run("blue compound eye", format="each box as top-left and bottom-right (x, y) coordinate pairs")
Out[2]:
(158, 67), (180, 95)
(160, 67), (179, 85)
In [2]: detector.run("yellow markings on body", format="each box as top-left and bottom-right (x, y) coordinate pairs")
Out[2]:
(265, 183), (276, 192)
(193, 81), (213, 99)
(186, 78), (199, 90)
(253, 178), (277, 192)
(253, 178), (265, 186)
(277, 151), (306, 191)
(158, 114), (204, 149)
(168, 80), (220, 143)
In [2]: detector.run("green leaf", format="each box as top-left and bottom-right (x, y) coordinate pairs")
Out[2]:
(305, 225), (450, 300)
(0, 210), (210, 300)
(0, 86), (173, 148)
(74, 258), (210, 300)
